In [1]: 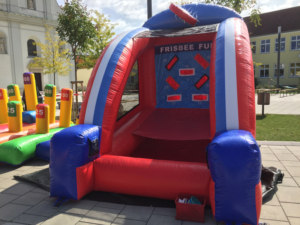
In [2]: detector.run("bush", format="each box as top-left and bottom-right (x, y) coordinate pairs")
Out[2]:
(77, 86), (87, 92)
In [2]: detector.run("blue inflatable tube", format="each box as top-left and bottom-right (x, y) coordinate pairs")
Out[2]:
(22, 111), (36, 124)
(35, 140), (51, 162)
(143, 4), (242, 30)
(207, 130), (261, 225)
(50, 124), (101, 200)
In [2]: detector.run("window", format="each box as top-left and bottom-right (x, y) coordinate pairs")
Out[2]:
(290, 63), (300, 77)
(117, 61), (139, 120)
(274, 64), (284, 77)
(291, 36), (300, 50)
(27, 39), (37, 57)
(275, 37), (285, 52)
(27, 0), (35, 10)
(260, 65), (269, 78)
(261, 39), (270, 53)
(251, 41), (256, 54)
(0, 32), (7, 54)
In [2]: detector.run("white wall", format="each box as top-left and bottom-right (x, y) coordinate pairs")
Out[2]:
(0, 21), (13, 88)
(0, 0), (7, 11)
(17, 0), (44, 18)
(17, 0), (26, 8)
(35, 0), (45, 12)
(0, 53), (14, 88)
(52, 0), (61, 21)
(58, 74), (71, 91)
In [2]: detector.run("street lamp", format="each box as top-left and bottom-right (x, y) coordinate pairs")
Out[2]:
(276, 26), (281, 88)
(147, 0), (152, 19)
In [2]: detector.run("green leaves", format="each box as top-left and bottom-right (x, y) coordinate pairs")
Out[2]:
(250, 8), (261, 27)
(28, 25), (72, 85)
(77, 10), (117, 69)
(56, 0), (96, 74)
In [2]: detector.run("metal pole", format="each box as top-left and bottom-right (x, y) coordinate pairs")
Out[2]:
(262, 93), (265, 116)
(277, 26), (281, 88)
(147, 0), (152, 19)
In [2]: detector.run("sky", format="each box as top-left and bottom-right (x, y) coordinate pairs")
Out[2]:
(56, 0), (300, 35)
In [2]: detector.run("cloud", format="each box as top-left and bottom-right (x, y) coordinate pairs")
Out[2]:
(260, 0), (300, 13)
(114, 19), (140, 34)
(154, 1), (170, 14)
(56, 0), (64, 6)
(80, 0), (171, 35)
(85, 0), (148, 21)
(57, 0), (300, 35)
(241, 0), (300, 16)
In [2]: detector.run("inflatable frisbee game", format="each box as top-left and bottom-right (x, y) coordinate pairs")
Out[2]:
(50, 4), (262, 225)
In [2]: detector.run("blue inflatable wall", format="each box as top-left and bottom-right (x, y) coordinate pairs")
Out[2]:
(50, 124), (101, 200)
(207, 130), (261, 225)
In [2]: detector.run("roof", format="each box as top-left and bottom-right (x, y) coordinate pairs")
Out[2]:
(135, 24), (218, 38)
(244, 6), (300, 37)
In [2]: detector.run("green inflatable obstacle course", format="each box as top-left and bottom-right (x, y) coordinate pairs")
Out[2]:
(0, 128), (64, 165)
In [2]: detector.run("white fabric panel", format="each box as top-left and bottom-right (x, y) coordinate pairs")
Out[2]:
(224, 18), (239, 130)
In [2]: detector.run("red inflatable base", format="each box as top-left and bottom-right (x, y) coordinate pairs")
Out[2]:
(92, 155), (211, 201)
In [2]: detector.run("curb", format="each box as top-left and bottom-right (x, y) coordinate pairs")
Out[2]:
(257, 141), (300, 146)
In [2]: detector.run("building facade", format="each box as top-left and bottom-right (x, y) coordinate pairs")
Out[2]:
(245, 6), (300, 87)
(0, 0), (75, 91)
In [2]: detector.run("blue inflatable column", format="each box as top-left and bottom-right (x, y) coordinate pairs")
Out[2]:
(50, 124), (101, 200)
(207, 130), (262, 225)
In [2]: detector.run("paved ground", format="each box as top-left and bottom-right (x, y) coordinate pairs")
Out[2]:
(0, 142), (300, 225)
(255, 93), (300, 115)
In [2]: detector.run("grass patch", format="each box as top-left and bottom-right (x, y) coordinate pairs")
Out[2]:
(256, 114), (300, 141)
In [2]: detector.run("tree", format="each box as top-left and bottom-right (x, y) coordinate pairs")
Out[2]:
(28, 25), (72, 85)
(172, 0), (261, 27)
(78, 10), (117, 69)
(56, 0), (96, 112)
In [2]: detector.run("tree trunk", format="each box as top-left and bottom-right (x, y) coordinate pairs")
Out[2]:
(74, 58), (78, 82)
(54, 72), (56, 85)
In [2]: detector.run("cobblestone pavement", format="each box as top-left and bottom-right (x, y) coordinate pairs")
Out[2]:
(0, 142), (299, 225)
(255, 93), (300, 115)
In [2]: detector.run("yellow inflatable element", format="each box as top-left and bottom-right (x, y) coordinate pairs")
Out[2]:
(8, 101), (22, 132)
(0, 89), (8, 124)
(59, 88), (73, 128)
(7, 84), (22, 112)
(44, 84), (57, 124)
(36, 104), (50, 134)
(23, 72), (38, 111)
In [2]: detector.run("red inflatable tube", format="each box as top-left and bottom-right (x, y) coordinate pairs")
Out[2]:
(93, 155), (212, 201)
(76, 161), (94, 200)
(0, 123), (31, 134)
(255, 182), (262, 222)
(169, 3), (197, 26)
(234, 18), (256, 138)
(0, 121), (60, 144)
